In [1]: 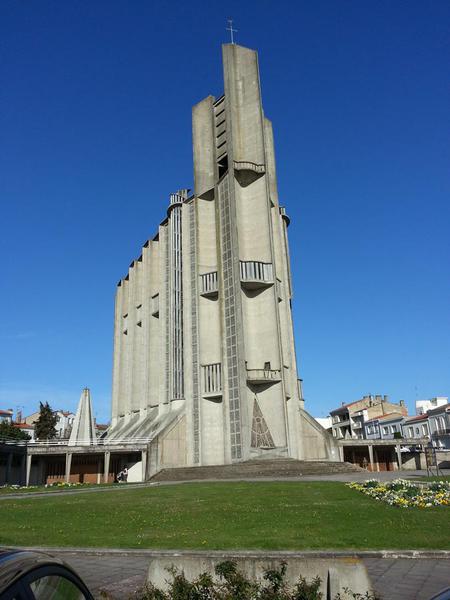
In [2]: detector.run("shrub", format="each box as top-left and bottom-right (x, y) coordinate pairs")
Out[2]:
(127, 560), (379, 600)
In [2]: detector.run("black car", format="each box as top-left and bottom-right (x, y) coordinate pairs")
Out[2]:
(0, 550), (94, 600)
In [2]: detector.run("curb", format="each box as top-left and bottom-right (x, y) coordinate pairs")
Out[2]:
(2, 546), (450, 559)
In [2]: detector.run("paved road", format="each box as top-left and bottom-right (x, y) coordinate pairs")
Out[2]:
(30, 550), (449, 600)
(364, 557), (450, 600)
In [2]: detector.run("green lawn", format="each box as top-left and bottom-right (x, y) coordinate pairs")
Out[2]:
(0, 482), (448, 550)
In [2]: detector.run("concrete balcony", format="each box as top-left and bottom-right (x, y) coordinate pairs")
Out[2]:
(200, 271), (218, 298)
(240, 261), (274, 290)
(279, 206), (290, 226)
(202, 363), (222, 399)
(246, 368), (281, 385)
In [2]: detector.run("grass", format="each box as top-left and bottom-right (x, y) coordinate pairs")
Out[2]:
(0, 481), (448, 550)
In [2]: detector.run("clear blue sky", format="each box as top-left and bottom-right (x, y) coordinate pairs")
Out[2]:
(1, 0), (449, 423)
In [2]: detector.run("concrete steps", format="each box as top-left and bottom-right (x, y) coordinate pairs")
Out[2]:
(150, 459), (365, 482)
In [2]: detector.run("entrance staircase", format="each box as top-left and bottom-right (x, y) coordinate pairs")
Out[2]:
(150, 458), (365, 482)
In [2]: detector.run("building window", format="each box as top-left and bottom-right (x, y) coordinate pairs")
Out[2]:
(383, 426), (389, 435)
(422, 424), (428, 436)
(408, 426), (414, 437)
(437, 417), (446, 433)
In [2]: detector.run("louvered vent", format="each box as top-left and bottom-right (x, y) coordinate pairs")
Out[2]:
(214, 95), (228, 177)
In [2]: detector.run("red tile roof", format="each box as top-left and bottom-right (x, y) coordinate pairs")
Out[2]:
(365, 412), (402, 424)
(13, 422), (34, 429)
(404, 413), (429, 423)
(377, 412), (405, 422)
(343, 399), (364, 408)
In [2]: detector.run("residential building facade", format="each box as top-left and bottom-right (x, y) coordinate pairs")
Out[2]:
(402, 414), (430, 441)
(416, 396), (448, 415)
(364, 413), (405, 440)
(428, 403), (450, 449)
(25, 410), (75, 439)
(0, 410), (13, 424)
(330, 395), (407, 440)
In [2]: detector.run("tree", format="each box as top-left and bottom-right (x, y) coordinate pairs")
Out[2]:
(34, 402), (57, 440)
(0, 421), (31, 441)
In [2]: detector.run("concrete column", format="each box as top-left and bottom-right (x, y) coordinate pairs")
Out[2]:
(65, 452), (72, 483)
(141, 449), (147, 482)
(25, 454), (32, 486)
(20, 454), (26, 485)
(373, 447), (380, 472)
(368, 445), (374, 472)
(5, 453), (13, 484)
(103, 451), (110, 483)
(395, 444), (402, 470)
(338, 445), (344, 462)
(192, 95), (216, 199)
(97, 458), (102, 484)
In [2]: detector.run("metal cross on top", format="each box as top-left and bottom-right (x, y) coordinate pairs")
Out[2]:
(226, 19), (237, 44)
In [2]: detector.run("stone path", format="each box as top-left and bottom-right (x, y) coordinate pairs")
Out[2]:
(6, 549), (449, 600)
(364, 557), (450, 600)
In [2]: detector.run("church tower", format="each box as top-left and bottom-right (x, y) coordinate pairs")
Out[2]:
(109, 44), (338, 474)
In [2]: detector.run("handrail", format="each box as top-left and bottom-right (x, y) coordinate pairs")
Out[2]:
(1, 437), (154, 447)
(240, 261), (273, 283)
(246, 368), (281, 381)
(200, 271), (219, 295)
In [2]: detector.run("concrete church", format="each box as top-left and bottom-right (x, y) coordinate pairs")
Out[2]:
(107, 43), (338, 472)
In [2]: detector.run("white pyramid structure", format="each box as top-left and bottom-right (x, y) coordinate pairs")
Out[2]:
(68, 387), (97, 446)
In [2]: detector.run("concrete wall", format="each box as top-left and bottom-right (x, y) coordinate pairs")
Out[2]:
(159, 417), (187, 468)
(146, 554), (373, 598)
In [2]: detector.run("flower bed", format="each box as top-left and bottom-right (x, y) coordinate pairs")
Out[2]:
(45, 481), (92, 488)
(347, 479), (450, 508)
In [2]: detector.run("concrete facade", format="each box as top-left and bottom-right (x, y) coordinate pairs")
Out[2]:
(108, 44), (338, 473)
(68, 388), (97, 446)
